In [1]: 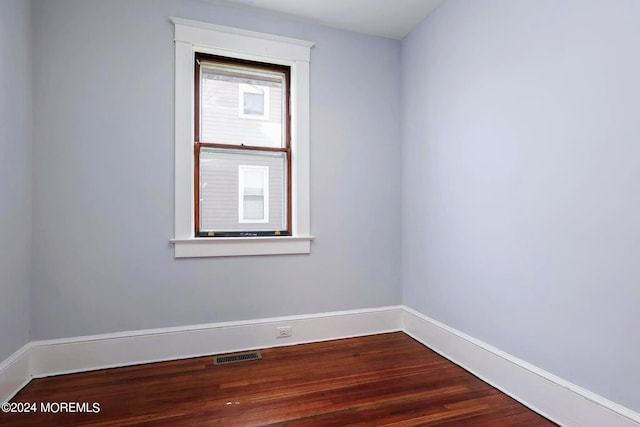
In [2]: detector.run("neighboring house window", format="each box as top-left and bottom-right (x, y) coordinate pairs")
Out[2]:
(194, 54), (290, 237)
(239, 84), (269, 119)
(170, 18), (314, 257)
(238, 165), (269, 223)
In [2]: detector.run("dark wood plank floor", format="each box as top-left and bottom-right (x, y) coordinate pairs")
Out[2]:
(1, 332), (555, 426)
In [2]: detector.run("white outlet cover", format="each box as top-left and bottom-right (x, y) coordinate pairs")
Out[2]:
(277, 326), (292, 338)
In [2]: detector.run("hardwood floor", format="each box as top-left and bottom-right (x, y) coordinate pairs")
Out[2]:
(1, 332), (555, 426)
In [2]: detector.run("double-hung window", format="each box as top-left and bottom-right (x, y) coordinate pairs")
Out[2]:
(195, 54), (291, 237)
(170, 18), (314, 258)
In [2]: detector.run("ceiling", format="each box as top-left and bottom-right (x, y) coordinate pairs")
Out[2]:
(215, 0), (445, 40)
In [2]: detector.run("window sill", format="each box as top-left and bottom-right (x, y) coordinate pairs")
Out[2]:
(170, 236), (314, 258)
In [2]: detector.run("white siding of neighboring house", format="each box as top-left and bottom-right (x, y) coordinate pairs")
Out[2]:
(199, 150), (286, 232)
(200, 71), (284, 148)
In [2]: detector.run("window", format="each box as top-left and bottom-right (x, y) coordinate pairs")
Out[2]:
(170, 18), (314, 257)
(239, 165), (269, 223)
(194, 54), (290, 237)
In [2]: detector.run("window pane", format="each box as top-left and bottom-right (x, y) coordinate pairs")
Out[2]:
(200, 63), (285, 148)
(243, 170), (264, 192)
(199, 147), (287, 232)
(243, 195), (264, 220)
(243, 92), (265, 116)
(239, 165), (268, 223)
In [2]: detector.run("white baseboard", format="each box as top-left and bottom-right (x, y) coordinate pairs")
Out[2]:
(2, 304), (639, 427)
(402, 306), (640, 427)
(29, 306), (403, 378)
(0, 344), (31, 403)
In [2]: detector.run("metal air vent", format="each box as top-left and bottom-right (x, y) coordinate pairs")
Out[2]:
(214, 351), (262, 365)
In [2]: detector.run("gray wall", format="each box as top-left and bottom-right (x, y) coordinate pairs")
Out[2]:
(402, 0), (640, 412)
(30, 0), (402, 339)
(0, 0), (32, 361)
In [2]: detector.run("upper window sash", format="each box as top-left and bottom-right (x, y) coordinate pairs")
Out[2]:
(195, 53), (290, 149)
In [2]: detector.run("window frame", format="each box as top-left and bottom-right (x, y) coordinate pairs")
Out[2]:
(170, 18), (314, 258)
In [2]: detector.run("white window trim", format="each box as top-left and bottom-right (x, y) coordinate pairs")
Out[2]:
(170, 17), (314, 258)
(238, 84), (270, 120)
(238, 165), (269, 224)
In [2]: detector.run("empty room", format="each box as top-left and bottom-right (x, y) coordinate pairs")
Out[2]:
(1, 0), (639, 425)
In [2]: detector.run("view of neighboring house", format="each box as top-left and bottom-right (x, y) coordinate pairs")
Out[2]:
(199, 62), (287, 232)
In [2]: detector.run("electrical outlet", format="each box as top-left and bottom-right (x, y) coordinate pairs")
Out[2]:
(277, 326), (292, 338)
